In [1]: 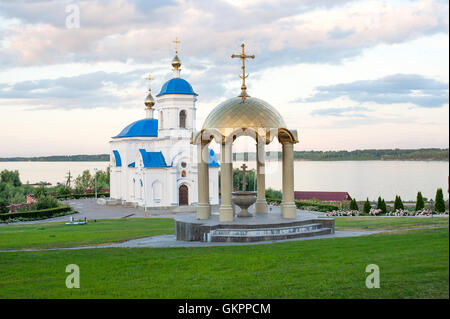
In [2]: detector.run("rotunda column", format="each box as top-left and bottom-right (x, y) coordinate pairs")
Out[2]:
(281, 142), (296, 218)
(255, 139), (267, 214)
(196, 140), (211, 219)
(219, 142), (233, 222)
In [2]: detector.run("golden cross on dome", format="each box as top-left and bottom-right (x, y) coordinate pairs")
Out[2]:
(173, 37), (181, 54)
(231, 43), (255, 101)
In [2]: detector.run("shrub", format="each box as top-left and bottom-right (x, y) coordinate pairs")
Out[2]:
(35, 185), (47, 198)
(415, 192), (425, 211)
(363, 198), (371, 214)
(326, 210), (359, 217)
(36, 195), (59, 210)
(434, 188), (445, 213)
(369, 208), (382, 216)
(349, 198), (359, 211)
(265, 188), (282, 200)
(0, 199), (9, 214)
(294, 200), (338, 212)
(57, 186), (72, 196)
(393, 195), (404, 211)
(0, 204), (72, 221)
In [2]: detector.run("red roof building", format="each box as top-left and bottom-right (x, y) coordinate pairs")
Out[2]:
(294, 191), (352, 202)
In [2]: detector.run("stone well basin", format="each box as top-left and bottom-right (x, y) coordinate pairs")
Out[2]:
(232, 191), (257, 217)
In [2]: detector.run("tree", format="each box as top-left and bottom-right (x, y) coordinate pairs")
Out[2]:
(0, 170), (21, 187)
(74, 170), (94, 192)
(350, 198), (359, 211)
(376, 196), (383, 210)
(393, 195), (404, 211)
(380, 199), (387, 214)
(377, 196), (387, 214)
(35, 185), (47, 198)
(0, 199), (9, 214)
(363, 198), (371, 214)
(434, 188), (445, 213)
(415, 192), (425, 211)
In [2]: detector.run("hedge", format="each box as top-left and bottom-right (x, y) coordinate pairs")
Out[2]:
(56, 192), (110, 200)
(0, 204), (72, 221)
(265, 197), (339, 212)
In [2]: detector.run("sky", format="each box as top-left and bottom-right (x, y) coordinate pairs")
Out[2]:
(0, 0), (448, 156)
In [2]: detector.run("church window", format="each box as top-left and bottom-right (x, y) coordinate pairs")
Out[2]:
(153, 180), (162, 203)
(179, 110), (186, 128)
(181, 170), (186, 177)
(181, 162), (187, 168)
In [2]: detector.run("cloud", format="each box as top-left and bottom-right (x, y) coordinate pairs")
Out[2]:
(327, 26), (355, 39)
(311, 106), (369, 117)
(0, 69), (152, 109)
(302, 74), (449, 108)
(0, 0), (447, 68)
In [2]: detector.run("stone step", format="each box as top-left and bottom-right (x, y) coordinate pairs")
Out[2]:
(208, 224), (333, 242)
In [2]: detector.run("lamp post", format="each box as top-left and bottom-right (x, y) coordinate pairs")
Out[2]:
(94, 168), (98, 199)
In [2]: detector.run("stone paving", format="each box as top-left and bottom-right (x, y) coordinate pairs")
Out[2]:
(0, 198), (326, 226)
(0, 230), (385, 252)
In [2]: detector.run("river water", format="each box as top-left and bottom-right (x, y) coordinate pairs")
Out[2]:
(0, 160), (448, 201)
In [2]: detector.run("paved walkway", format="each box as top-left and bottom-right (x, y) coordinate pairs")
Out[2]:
(0, 198), (325, 226)
(0, 230), (385, 252)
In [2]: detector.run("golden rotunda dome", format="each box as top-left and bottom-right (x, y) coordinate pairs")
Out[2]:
(202, 96), (287, 136)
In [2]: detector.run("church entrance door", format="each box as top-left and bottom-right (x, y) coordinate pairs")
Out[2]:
(179, 185), (188, 206)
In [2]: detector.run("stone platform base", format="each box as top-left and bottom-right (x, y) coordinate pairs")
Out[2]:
(175, 212), (334, 242)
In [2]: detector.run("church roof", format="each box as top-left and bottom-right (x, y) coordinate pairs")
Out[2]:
(139, 149), (169, 168)
(114, 119), (158, 138)
(112, 150), (122, 167)
(156, 78), (197, 97)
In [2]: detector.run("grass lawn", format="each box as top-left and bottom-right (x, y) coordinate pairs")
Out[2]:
(0, 227), (448, 298)
(0, 218), (174, 250)
(333, 216), (449, 231)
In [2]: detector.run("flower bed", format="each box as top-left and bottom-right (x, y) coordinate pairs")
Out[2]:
(325, 210), (360, 217)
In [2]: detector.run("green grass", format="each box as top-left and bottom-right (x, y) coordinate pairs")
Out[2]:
(332, 216), (449, 231)
(0, 218), (174, 250)
(0, 228), (447, 298)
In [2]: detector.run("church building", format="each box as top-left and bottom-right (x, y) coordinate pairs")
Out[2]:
(109, 50), (220, 208)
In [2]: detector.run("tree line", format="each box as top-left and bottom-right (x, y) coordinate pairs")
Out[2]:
(232, 148), (449, 161)
(1, 148), (448, 162)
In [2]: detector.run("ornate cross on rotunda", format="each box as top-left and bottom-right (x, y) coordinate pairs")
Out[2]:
(173, 37), (181, 54)
(239, 163), (249, 191)
(231, 43), (255, 101)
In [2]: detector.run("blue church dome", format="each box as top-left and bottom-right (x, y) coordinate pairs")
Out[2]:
(156, 78), (197, 97)
(114, 118), (158, 138)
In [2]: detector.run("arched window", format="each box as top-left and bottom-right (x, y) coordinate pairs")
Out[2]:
(179, 110), (186, 128)
(181, 170), (186, 177)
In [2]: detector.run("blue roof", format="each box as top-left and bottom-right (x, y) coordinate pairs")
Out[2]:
(114, 119), (158, 138)
(139, 149), (169, 168)
(112, 150), (122, 167)
(128, 162), (135, 167)
(208, 149), (220, 167)
(156, 78), (197, 97)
